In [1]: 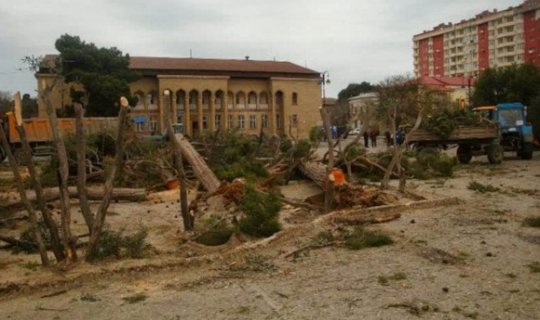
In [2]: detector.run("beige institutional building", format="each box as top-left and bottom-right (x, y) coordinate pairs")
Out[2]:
(36, 56), (322, 138)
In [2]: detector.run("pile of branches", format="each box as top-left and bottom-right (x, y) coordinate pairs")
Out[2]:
(422, 109), (483, 139)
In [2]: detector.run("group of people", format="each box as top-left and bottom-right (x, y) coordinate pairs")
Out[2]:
(362, 128), (405, 148)
(362, 129), (379, 148)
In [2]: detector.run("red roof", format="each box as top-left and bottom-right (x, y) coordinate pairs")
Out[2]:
(41, 54), (319, 76)
(130, 56), (318, 75)
(418, 76), (476, 92)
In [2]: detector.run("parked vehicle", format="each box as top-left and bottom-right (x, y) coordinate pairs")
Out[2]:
(408, 123), (502, 164)
(474, 103), (533, 160)
(407, 102), (534, 164)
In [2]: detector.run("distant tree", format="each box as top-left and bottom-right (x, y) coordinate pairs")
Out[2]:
(21, 93), (38, 118)
(375, 74), (439, 191)
(337, 82), (374, 102)
(0, 91), (12, 115)
(472, 63), (540, 141)
(53, 34), (140, 116)
(472, 63), (540, 107)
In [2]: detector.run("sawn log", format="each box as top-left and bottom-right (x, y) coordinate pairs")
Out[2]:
(173, 133), (220, 193)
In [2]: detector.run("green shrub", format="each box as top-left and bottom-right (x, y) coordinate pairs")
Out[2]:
(344, 227), (393, 250)
(96, 226), (148, 259)
(238, 186), (282, 237)
(122, 227), (148, 258)
(523, 217), (540, 228)
(467, 181), (500, 193)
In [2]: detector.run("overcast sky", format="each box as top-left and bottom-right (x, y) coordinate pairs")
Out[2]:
(0, 0), (521, 98)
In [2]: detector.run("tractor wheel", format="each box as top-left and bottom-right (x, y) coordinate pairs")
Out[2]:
(520, 143), (533, 160)
(487, 144), (503, 164)
(457, 145), (472, 164)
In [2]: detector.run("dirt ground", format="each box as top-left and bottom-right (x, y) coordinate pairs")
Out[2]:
(1, 150), (539, 319)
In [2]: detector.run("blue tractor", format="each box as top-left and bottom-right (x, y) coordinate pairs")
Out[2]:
(475, 103), (534, 160)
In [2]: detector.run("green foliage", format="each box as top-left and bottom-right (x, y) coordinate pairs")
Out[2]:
(472, 63), (540, 107)
(19, 219), (52, 253)
(344, 227), (393, 250)
(21, 93), (38, 118)
(344, 144), (365, 162)
(0, 90), (12, 116)
(96, 226), (148, 259)
(523, 216), (540, 228)
(337, 82), (374, 102)
(122, 227), (149, 259)
(206, 130), (270, 182)
(408, 149), (457, 179)
(54, 34), (140, 116)
(309, 126), (324, 145)
(422, 109), (482, 139)
(467, 181), (500, 193)
(122, 293), (148, 304)
(528, 262), (540, 273)
(238, 186), (282, 237)
(195, 215), (233, 246)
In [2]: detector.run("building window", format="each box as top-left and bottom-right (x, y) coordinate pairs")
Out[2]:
(227, 115), (233, 129)
(202, 116), (208, 129)
(238, 115), (245, 129)
(215, 114), (221, 129)
(177, 115), (183, 125)
(149, 116), (158, 133)
(292, 92), (298, 105)
(291, 114), (298, 128)
(276, 114), (281, 129)
(261, 114), (268, 129)
(249, 115), (257, 129)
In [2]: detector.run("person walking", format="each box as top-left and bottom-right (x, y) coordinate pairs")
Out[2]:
(363, 130), (369, 148)
(370, 129), (379, 147)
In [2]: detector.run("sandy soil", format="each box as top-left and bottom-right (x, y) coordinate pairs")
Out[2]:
(1, 151), (539, 319)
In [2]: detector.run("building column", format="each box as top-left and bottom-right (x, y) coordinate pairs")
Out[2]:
(270, 92), (276, 136)
(209, 92), (215, 132)
(158, 90), (164, 132)
(223, 93), (229, 129)
(197, 92), (203, 134)
(184, 93), (190, 136)
(171, 92), (177, 123)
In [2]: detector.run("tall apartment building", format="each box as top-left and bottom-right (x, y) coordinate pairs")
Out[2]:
(413, 0), (540, 77)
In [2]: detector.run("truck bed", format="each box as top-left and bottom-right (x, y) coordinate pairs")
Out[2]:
(408, 125), (499, 144)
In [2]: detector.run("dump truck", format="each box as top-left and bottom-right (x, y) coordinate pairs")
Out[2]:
(0, 111), (117, 162)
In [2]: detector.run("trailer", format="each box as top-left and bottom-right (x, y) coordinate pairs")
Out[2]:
(408, 124), (502, 164)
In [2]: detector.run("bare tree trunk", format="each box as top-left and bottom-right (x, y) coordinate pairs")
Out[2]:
(86, 100), (129, 261)
(44, 96), (77, 262)
(0, 128), (49, 265)
(163, 93), (193, 230)
(381, 106), (398, 189)
(320, 108), (334, 213)
(74, 103), (94, 234)
(15, 125), (65, 261)
(398, 111), (423, 192)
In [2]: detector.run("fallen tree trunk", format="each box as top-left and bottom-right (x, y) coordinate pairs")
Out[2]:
(332, 211), (401, 225)
(298, 160), (327, 189)
(173, 133), (220, 193)
(29, 187), (147, 203)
